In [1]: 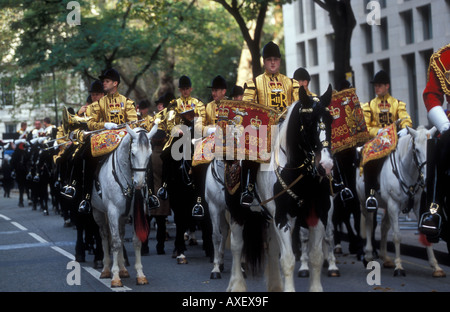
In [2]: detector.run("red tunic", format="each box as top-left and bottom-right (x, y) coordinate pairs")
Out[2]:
(423, 44), (450, 112)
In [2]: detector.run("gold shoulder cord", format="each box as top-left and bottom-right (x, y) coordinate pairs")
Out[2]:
(429, 44), (450, 96)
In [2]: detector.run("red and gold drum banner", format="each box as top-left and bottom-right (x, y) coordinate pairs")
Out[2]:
(360, 123), (398, 171)
(91, 129), (128, 158)
(192, 100), (278, 166)
(330, 88), (370, 154)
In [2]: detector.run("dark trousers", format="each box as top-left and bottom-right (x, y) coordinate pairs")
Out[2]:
(363, 157), (385, 198)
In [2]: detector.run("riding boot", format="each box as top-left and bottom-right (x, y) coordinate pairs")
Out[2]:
(191, 164), (207, 219)
(419, 137), (442, 242)
(240, 160), (258, 207)
(79, 151), (96, 214)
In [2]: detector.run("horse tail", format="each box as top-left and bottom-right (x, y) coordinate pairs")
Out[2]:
(134, 190), (149, 243)
(242, 211), (266, 276)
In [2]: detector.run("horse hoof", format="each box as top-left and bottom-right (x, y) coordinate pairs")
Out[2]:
(393, 269), (406, 277)
(432, 270), (446, 278)
(136, 276), (149, 285)
(210, 272), (222, 279)
(111, 279), (123, 288)
(100, 271), (111, 279)
(328, 270), (340, 277)
(119, 268), (130, 278)
(219, 264), (224, 272)
(297, 270), (309, 278)
(177, 256), (188, 264)
(383, 260), (395, 269)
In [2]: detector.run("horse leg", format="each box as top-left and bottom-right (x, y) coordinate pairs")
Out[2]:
(324, 222), (340, 277)
(118, 218), (130, 278)
(94, 210), (112, 279)
(227, 221), (246, 292)
(132, 232), (148, 285)
(297, 227), (310, 278)
(362, 210), (375, 266)
(379, 208), (396, 271)
(272, 219), (295, 292)
(210, 207), (227, 279)
(308, 221), (325, 292)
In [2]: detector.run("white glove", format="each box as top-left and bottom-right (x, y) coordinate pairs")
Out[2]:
(428, 106), (450, 134)
(397, 128), (408, 137)
(207, 127), (216, 136)
(104, 122), (118, 130)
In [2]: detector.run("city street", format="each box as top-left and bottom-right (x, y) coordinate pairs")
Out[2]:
(1, 189), (450, 296)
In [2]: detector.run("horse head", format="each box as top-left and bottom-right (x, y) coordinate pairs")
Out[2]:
(126, 124), (157, 190)
(406, 126), (437, 183)
(286, 85), (333, 176)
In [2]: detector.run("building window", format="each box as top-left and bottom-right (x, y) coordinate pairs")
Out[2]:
(363, 62), (375, 100)
(417, 4), (432, 41)
(1, 77), (15, 107)
(308, 38), (318, 66)
(297, 42), (306, 67)
(309, 0), (316, 31)
(421, 49), (434, 78)
(400, 10), (414, 45)
(403, 53), (418, 126)
(326, 34), (335, 64)
(298, 0), (305, 34)
(380, 17), (389, 50)
(310, 74), (320, 95)
(362, 23), (373, 54)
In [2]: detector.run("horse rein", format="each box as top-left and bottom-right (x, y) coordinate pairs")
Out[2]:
(389, 135), (426, 212)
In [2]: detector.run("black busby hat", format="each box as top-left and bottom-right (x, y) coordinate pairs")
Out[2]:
(262, 41), (281, 59)
(99, 68), (120, 84)
(371, 70), (390, 84)
(230, 85), (244, 98)
(89, 80), (104, 93)
(163, 91), (175, 108)
(208, 75), (227, 90)
(178, 75), (192, 88)
(138, 99), (151, 110)
(86, 95), (93, 104)
(155, 95), (165, 106)
(293, 68), (311, 82)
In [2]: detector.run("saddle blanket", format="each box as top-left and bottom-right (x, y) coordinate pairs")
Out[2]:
(330, 88), (370, 154)
(91, 129), (128, 158)
(360, 123), (398, 170)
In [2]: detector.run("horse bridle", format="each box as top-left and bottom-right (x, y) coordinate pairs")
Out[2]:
(389, 135), (426, 213)
(112, 129), (149, 198)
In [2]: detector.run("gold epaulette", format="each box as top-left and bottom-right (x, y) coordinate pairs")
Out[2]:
(429, 43), (450, 96)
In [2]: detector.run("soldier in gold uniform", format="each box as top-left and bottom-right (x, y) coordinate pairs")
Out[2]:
(362, 70), (413, 210)
(78, 68), (138, 213)
(240, 41), (300, 206)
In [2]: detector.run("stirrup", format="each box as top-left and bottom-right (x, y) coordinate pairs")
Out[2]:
(157, 182), (168, 200)
(418, 203), (442, 241)
(78, 195), (91, 214)
(62, 182), (76, 199)
(148, 189), (160, 210)
(365, 190), (378, 212)
(340, 187), (354, 202)
(240, 183), (255, 207)
(192, 197), (205, 219)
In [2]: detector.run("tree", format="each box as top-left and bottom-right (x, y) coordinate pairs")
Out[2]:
(314, 0), (356, 89)
(213, 0), (292, 79)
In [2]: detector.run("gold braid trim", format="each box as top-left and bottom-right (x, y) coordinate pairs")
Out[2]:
(429, 44), (450, 96)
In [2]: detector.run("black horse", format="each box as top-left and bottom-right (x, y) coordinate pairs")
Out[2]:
(10, 142), (31, 207)
(160, 123), (213, 264)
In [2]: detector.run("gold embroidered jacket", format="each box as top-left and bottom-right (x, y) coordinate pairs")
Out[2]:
(87, 92), (137, 131)
(362, 93), (413, 138)
(242, 71), (299, 114)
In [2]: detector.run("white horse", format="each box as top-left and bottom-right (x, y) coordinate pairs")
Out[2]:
(205, 159), (231, 279)
(297, 196), (340, 278)
(356, 125), (446, 277)
(91, 124), (157, 287)
(221, 86), (334, 292)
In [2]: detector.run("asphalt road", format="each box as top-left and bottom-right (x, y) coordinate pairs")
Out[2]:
(1, 189), (450, 298)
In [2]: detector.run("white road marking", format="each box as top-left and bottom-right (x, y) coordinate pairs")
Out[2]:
(29, 232), (48, 243)
(0, 214), (11, 221)
(11, 221), (27, 231)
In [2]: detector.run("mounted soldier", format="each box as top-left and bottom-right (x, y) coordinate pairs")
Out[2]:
(240, 41), (299, 206)
(419, 43), (450, 243)
(361, 70), (413, 211)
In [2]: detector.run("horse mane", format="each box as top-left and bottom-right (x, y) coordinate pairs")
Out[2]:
(274, 101), (302, 167)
